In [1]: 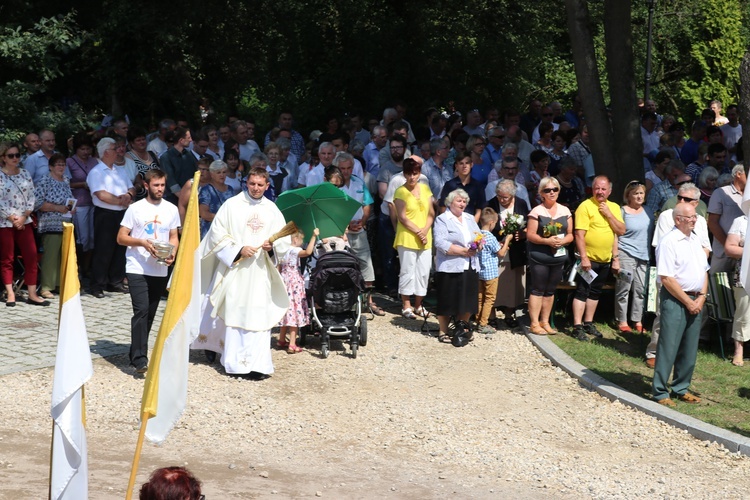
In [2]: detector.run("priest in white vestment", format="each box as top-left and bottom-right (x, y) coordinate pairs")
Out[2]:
(192, 168), (290, 375)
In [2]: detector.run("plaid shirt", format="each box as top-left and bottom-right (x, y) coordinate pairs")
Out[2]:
(645, 180), (677, 213)
(478, 230), (501, 280)
(264, 129), (306, 159)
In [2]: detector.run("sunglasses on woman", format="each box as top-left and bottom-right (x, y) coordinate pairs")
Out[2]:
(542, 187), (560, 193)
(3, 153), (21, 159)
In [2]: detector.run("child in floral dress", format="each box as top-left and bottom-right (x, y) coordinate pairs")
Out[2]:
(279, 228), (319, 353)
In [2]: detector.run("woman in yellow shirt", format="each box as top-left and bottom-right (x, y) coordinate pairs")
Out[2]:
(394, 158), (435, 319)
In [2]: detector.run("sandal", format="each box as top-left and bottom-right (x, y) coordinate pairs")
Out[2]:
(40, 290), (55, 299)
(287, 345), (303, 354)
(277, 340), (289, 349)
(370, 304), (386, 316)
(634, 323), (644, 333)
(732, 357), (744, 367)
(438, 332), (451, 343)
(529, 323), (547, 335)
(539, 322), (558, 335)
(617, 324), (632, 333)
(414, 305), (428, 318)
(402, 308), (417, 320)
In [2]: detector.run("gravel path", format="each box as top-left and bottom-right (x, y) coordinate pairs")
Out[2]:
(2, 308), (750, 498)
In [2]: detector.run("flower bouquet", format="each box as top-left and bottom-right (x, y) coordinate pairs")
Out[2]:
(469, 232), (485, 250)
(498, 213), (525, 236)
(542, 220), (563, 238)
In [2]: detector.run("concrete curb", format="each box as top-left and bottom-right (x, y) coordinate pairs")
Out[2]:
(525, 328), (750, 457)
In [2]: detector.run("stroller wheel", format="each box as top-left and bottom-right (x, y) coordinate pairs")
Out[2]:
(321, 343), (329, 359)
(350, 343), (358, 359)
(359, 317), (368, 347)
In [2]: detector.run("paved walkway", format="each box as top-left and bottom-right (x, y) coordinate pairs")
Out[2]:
(0, 290), (162, 376)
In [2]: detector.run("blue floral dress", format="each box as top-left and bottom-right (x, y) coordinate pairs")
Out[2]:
(198, 183), (235, 238)
(279, 246), (309, 327)
(34, 174), (73, 234)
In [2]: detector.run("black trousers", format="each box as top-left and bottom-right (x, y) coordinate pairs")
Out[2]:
(90, 207), (126, 292)
(127, 273), (169, 367)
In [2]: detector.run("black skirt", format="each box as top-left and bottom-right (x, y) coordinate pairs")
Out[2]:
(435, 269), (479, 317)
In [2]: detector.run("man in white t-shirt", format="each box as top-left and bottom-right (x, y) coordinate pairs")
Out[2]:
(117, 169), (180, 373)
(720, 104), (742, 161)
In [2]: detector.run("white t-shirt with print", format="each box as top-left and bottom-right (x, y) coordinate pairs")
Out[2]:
(121, 198), (180, 277)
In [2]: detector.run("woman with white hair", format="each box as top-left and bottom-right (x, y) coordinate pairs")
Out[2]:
(433, 188), (482, 343)
(487, 179), (528, 327)
(198, 160), (234, 238)
(697, 166), (719, 205)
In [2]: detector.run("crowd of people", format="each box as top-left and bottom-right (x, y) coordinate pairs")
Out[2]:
(1, 96), (747, 403)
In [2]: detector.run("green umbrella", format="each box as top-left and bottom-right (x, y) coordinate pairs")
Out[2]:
(275, 183), (363, 239)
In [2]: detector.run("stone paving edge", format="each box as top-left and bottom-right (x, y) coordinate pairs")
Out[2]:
(524, 327), (750, 457)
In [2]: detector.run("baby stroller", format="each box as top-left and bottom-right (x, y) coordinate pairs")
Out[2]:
(300, 248), (367, 358)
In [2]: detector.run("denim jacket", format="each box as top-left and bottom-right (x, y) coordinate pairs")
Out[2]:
(434, 211), (481, 273)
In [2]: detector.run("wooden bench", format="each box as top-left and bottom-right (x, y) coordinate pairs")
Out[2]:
(550, 281), (616, 329)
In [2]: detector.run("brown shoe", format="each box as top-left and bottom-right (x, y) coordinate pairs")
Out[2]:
(529, 323), (547, 335)
(645, 357), (656, 369)
(656, 398), (675, 407)
(540, 322), (558, 335)
(676, 393), (701, 403)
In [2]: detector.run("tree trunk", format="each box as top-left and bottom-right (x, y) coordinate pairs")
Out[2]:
(603, 0), (642, 197)
(739, 51), (750, 166)
(564, 0), (617, 184)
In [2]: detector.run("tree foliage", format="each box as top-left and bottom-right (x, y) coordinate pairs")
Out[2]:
(0, 11), (96, 141)
(0, 0), (747, 138)
(676, 0), (744, 114)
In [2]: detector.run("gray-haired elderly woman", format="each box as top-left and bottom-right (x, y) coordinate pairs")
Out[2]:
(487, 179), (529, 327)
(199, 159), (235, 238)
(433, 188), (482, 343)
(697, 165), (719, 205)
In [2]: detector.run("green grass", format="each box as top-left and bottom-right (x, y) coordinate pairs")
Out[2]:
(549, 315), (750, 438)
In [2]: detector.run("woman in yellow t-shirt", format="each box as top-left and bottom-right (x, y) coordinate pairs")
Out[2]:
(393, 158), (435, 319)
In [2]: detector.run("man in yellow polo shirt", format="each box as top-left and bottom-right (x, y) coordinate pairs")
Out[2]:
(573, 175), (626, 340)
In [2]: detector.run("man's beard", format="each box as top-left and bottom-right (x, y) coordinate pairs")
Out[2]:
(391, 151), (404, 163)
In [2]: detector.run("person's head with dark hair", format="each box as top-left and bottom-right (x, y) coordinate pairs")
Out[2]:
(530, 149), (549, 165)
(389, 134), (407, 151)
(172, 127), (190, 143)
(641, 111), (657, 133)
(48, 153), (66, 170)
(331, 131), (350, 152)
(139, 466), (202, 500)
(701, 108), (716, 123)
(654, 150), (673, 166)
(538, 122), (554, 139)
(72, 132), (94, 155)
(389, 119), (409, 139)
(128, 126), (148, 144)
(705, 125), (723, 144)
(454, 150), (472, 166)
(453, 131), (469, 152)
(402, 157), (422, 175)
(143, 168), (166, 183)
(324, 166), (344, 187)
(707, 142), (727, 168)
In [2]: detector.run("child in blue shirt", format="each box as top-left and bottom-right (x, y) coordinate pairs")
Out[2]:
(477, 207), (513, 334)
